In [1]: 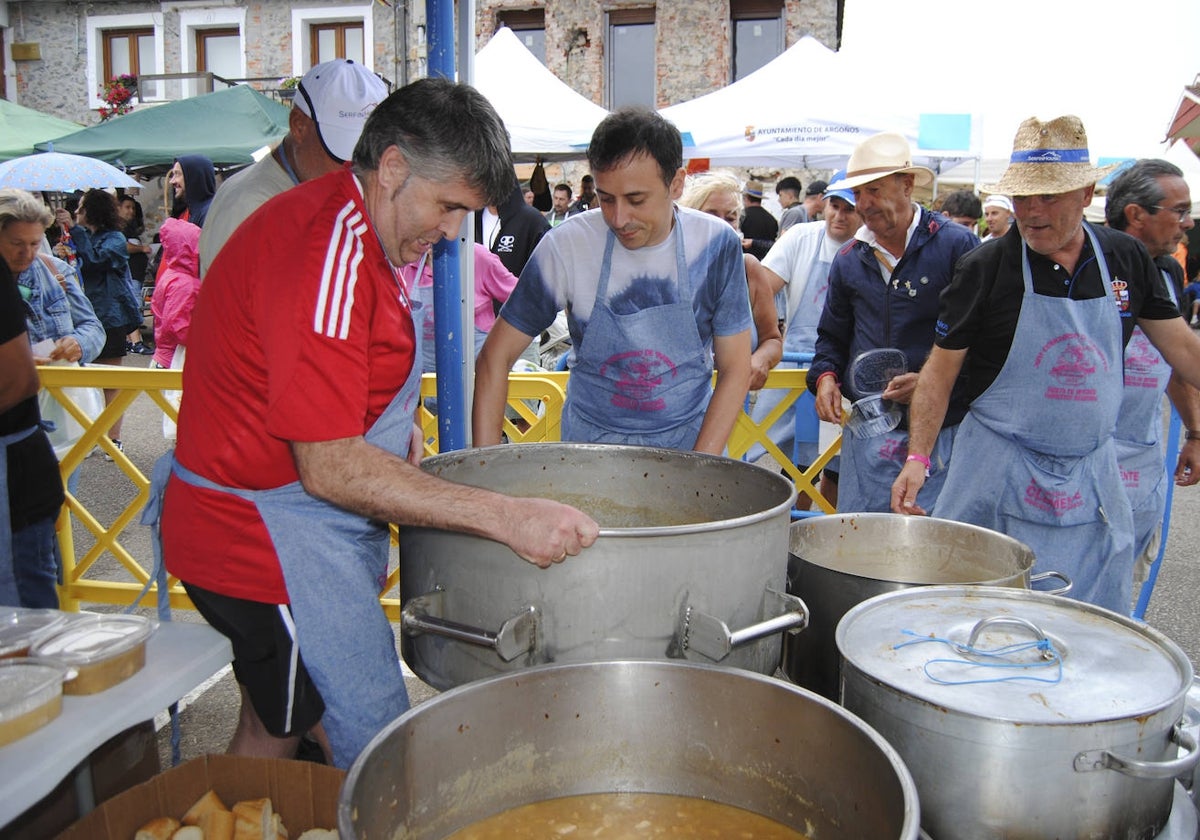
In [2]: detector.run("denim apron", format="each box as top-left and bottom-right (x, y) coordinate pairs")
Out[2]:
(1114, 270), (1178, 560)
(0, 425), (40, 605)
(564, 211), (712, 449)
(149, 273), (422, 769)
(839, 419), (957, 513)
(934, 227), (1133, 613)
(413, 277), (488, 372)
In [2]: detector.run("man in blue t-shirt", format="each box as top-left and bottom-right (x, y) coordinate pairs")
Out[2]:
(473, 108), (752, 454)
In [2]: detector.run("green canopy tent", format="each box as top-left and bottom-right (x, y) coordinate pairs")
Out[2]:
(0, 99), (83, 162)
(35, 85), (290, 175)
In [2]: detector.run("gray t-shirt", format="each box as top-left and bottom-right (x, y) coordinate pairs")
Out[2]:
(198, 150), (296, 276)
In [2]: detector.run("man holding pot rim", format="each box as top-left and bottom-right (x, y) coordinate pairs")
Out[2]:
(892, 115), (1200, 614)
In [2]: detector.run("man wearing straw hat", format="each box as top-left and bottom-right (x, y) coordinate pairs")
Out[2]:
(807, 132), (978, 513)
(892, 115), (1200, 613)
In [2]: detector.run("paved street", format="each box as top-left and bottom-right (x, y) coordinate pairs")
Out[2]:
(67, 352), (1200, 768)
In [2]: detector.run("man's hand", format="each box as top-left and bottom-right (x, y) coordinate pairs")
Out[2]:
(881, 372), (920, 405)
(1176, 439), (1200, 487)
(891, 459), (929, 515)
(814, 374), (844, 424)
(500, 497), (600, 568)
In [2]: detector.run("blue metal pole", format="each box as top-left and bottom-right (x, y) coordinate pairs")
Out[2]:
(1133, 407), (1182, 619)
(426, 0), (466, 451)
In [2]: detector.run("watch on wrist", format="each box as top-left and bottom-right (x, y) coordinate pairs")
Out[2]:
(1186, 431), (1200, 441)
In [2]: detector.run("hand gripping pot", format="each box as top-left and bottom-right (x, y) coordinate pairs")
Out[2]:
(399, 443), (804, 689)
(837, 586), (1200, 840)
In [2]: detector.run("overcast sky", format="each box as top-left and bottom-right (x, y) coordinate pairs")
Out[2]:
(839, 0), (1199, 162)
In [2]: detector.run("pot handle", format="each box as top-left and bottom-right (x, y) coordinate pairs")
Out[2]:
(1029, 570), (1073, 596)
(400, 588), (541, 663)
(679, 587), (808, 663)
(1074, 723), (1200, 779)
(966, 616), (1054, 656)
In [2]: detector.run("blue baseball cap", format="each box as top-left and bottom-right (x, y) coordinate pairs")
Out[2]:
(823, 169), (856, 206)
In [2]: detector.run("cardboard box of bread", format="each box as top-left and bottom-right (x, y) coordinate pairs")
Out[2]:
(56, 754), (343, 840)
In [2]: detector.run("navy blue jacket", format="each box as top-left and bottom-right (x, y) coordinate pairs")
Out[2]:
(807, 206), (978, 428)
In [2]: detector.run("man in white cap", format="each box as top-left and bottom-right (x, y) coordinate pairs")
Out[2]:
(981, 194), (1014, 241)
(807, 132), (979, 513)
(748, 172), (861, 508)
(198, 59), (389, 274)
(892, 115), (1200, 613)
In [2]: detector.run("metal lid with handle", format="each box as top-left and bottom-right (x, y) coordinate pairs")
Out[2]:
(837, 586), (1193, 724)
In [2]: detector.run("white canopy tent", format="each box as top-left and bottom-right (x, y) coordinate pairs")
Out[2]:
(473, 27), (607, 162)
(658, 36), (975, 172)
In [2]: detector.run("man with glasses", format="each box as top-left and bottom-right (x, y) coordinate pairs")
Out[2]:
(1103, 158), (1200, 588)
(893, 116), (1200, 613)
(198, 59), (389, 275)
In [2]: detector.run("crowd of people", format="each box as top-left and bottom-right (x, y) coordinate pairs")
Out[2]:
(3, 59), (1198, 773)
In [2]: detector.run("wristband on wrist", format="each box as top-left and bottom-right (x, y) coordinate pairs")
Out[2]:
(816, 371), (840, 388)
(906, 453), (931, 477)
(1187, 431), (1200, 441)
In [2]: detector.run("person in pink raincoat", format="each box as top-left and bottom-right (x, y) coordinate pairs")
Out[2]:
(151, 217), (202, 371)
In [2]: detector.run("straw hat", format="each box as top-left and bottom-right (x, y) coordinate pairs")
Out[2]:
(827, 132), (934, 191)
(743, 179), (766, 198)
(983, 115), (1118, 196)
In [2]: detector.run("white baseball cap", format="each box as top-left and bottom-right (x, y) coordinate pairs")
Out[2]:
(982, 194), (1014, 214)
(295, 59), (389, 162)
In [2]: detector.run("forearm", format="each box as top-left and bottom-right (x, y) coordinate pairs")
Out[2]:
(905, 348), (964, 456)
(0, 335), (39, 412)
(1166, 371), (1200, 431)
(750, 336), (783, 390)
(695, 334), (751, 454)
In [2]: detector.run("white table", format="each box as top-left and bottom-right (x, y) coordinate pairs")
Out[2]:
(0, 620), (232, 828)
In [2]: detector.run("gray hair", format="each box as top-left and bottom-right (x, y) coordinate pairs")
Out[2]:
(351, 77), (515, 208)
(1105, 159), (1184, 231)
(0, 187), (53, 230)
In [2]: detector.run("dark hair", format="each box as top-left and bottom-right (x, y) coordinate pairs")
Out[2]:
(776, 176), (803, 195)
(80, 188), (120, 233)
(120, 195), (145, 237)
(587, 108), (683, 187)
(351, 77), (514, 208)
(1105, 159), (1184, 231)
(940, 190), (982, 220)
(553, 182), (572, 197)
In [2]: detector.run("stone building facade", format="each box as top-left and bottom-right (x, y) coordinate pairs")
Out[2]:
(1, 0), (840, 126)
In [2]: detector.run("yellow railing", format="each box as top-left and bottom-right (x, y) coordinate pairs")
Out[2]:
(39, 365), (838, 619)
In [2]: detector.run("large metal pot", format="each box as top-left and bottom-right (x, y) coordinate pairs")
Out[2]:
(340, 659), (921, 839)
(400, 444), (803, 689)
(838, 586), (1200, 840)
(783, 513), (1069, 698)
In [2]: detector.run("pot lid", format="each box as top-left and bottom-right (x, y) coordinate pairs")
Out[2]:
(837, 586), (1192, 724)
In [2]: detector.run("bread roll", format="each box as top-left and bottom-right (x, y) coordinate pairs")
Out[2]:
(170, 827), (204, 840)
(198, 809), (236, 840)
(271, 812), (288, 839)
(296, 831), (337, 840)
(232, 798), (274, 840)
(134, 816), (180, 840)
(182, 789), (228, 826)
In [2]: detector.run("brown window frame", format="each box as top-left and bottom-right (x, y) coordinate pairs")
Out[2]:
(309, 21), (365, 66)
(102, 27), (154, 81)
(195, 27), (240, 72)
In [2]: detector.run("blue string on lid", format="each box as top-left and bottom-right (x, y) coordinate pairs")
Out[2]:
(894, 628), (1064, 686)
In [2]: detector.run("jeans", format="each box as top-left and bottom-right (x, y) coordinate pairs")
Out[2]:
(11, 517), (61, 608)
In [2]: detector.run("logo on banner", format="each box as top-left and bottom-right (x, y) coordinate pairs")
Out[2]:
(1034, 333), (1109, 401)
(601, 349), (677, 411)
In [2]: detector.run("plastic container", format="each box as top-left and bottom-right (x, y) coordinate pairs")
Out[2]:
(31, 615), (156, 695)
(0, 608), (71, 659)
(844, 393), (902, 439)
(0, 659), (68, 747)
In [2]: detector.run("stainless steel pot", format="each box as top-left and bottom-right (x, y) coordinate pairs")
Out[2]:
(783, 513), (1070, 698)
(400, 444), (802, 689)
(838, 586), (1200, 840)
(339, 659), (921, 839)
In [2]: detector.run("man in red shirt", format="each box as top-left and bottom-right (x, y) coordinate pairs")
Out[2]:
(159, 78), (598, 769)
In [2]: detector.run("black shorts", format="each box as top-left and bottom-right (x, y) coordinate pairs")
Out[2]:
(98, 327), (128, 360)
(184, 582), (325, 738)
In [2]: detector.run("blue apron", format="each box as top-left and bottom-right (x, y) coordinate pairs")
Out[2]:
(748, 233), (830, 465)
(414, 278), (489, 372)
(0, 425), (40, 605)
(149, 273), (423, 769)
(563, 211), (712, 449)
(1114, 269), (1178, 561)
(839, 420), (957, 513)
(934, 226), (1133, 613)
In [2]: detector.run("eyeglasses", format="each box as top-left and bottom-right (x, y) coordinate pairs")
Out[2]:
(1150, 205), (1192, 222)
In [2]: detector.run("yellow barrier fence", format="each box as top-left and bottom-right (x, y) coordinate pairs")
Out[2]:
(39, 364), (838, 618)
